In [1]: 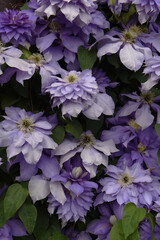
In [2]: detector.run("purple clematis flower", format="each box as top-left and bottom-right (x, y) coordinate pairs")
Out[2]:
(54, 131), (118, 177)
(97, 162), (160, 207)
(0, 219), (27, 240)
(0, 107), (58, 164)
(0, 9), (37, 46)
(29, 160), (97, 225)
(133, 0), (160, 24)
(116, 90), (160, 129)
(34, 0), (97, 26)
(97, 23), (152, 71)
(139, 220), (160, 240)
(87, 202), (123, 240)
(142, 56), (160, 91)
(0, 44), (33, 76)
(46, 69), (115, 119)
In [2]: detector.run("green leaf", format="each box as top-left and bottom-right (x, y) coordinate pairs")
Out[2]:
(33, 205), (50, 240)
(127, 229), (140, 240)
(155, 124), (160, 138)
(4, 183), (28, 221)
(49, 233), (69, 240)
(19, 203), (37, 234)
(51, 126), (65, 144)
(18, 45), (32, 59)
(65, 119), (83, 140)
(0, 201), (6, 228)
(146, 213), (156, 240)
(157, 149), (160, 167)
(1, 94), (20, 110)
(78, 46), (97, 70)
(122, 203), (146, 239)
(110, 220), (125, 240)
(122, 5), (136, 25)
(20, 3), (30, 10)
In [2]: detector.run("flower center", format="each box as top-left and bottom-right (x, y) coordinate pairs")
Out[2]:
(128, 119), (141, 131)
(109, 215), (117, 225)
(17, 118), (35, 133)
(138, 143), (146, 153)
(63, 74), (80, 84)
(140, 92), (154, 105)
(80, 133), (94, 148)
(49, 21), (60, 33)
(122, 25), (142, 43)
(72, 167), (83, 179)
(28, 53), (45, 67)
(118, 173), (133, 188)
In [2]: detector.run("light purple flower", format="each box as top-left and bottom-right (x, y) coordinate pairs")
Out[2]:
(0, 9), (37, 46)
(0, 219), (27, 240)
(29, 160), (97, 225)
(54, 131), (118, 177)
(0, 107), (58, 164)
(98, 163), (160, 207)
(116, 91), (160, 129)
(133, 0), (160, 24)
(34, 0), (97, 26)
(142, 56), (160, 91)
(0, 45), (33, 76)
(87, 202), (123, 240)
(139, 220), (160, 240)
(97, 24), (152, 71)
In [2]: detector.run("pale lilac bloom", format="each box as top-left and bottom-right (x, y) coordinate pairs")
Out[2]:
(45, 69), (115, 119)
(0, 219), (27, 240)
(98, 163), (160, 207)
(142, 56), (160, 91)
(47, 164), (98, 225)
(87, 202), (123, 240)
(0, 9), (37, 46)
(34, 0), (97, 26)
(133, 0), (160, 24)
(116, 90), (160, 129)
(139, 220), (160, 240)
(0, 45), (33, 76)
(97, 24), (152, 71)
(29, 160), (97, 225)
(54, 131), (118, 177)
(0, 107), (58, 164)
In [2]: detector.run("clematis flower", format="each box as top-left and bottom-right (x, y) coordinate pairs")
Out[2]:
(0, 107), (58, 164)
(0, 219), (27, 239)
(29, 160), (97, 225)
(142, 56), (160, 91)
(97, 162), (160, 207)
(87, 202), (123, 240)
(97, 24), (152, 71)
(54, 131), (118, 177)
(0, 9), (37, 46)
(33, 0), (97, 26)
(0, 44), (33, 76)
(46, 69), (115, 119)
(133, 0), (160, 24)
(116, 90), (160, 129)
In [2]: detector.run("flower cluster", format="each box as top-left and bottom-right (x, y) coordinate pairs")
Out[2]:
(0, 0), (160, 239)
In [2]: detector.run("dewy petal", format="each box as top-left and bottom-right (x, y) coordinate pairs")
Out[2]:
(98, 40), (123, 58)
(96, 93), (115, 116)
(62, 102), (83, 118)
(119, 44), (144, 71)
(70, 183), (84, 196)
(50, 182), (67, 205)
(55, 138), (79, 155)
(83, 102), (103, 120)
(61, 4), (79, 22)
(37, 155), (59, 178)
(117, 101), (140, 117)
(135, 104), (154, 129)
(7, 219), (27, 237)
(29, 175), (50, 203)
(36, 32), (57, 52)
